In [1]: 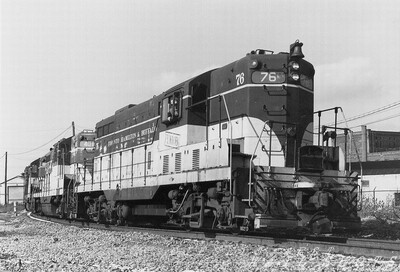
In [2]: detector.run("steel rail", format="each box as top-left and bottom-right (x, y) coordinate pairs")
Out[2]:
(27, 213), (400, 259)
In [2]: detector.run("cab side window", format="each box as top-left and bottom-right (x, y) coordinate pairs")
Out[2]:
(161, 91), (182, 125)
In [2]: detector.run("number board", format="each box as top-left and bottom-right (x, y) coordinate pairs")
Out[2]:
(252, 71), (285, 84)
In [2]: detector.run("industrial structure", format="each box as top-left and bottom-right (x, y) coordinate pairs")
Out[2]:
(0, 175), (25, 205)
(336, 126), (400, 204)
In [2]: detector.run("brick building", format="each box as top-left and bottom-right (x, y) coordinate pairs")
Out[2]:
(336, 126), (400, 204)
(336, 125), (400, 163)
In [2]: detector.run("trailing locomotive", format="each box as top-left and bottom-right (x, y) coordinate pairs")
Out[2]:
(24, 41), (361, 233)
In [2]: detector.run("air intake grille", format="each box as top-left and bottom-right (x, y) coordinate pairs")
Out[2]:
(192, 149), (200, 170)
(163, 155), (169, 174)
(175, 152), (181, 172)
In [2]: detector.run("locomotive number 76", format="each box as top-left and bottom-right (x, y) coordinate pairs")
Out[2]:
(261, 72), (277, 82)
(236, 73), (245, 86)
(237, 72), (282, 86)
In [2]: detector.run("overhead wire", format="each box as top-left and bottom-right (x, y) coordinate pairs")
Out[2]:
(348, 113), (400, 129)
(74, 124), (94, 131)
(328, 100), (400, 127)
(1, 127), (71, 133)
(8, 125), (72, 156)
(314, 100), (400, 131)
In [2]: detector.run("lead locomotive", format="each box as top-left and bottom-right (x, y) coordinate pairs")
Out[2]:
(24, 41), (361, 233)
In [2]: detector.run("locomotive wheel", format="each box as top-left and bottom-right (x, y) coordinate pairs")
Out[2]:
(230, 218), (244, 235)
(230, 226), (241, 235)
(184, 220), (191, 232)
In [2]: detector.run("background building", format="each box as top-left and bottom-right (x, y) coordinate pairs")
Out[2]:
(336, 126), (400, 204)
(336, 125), (400, 163)
(0, 175), (25, 205)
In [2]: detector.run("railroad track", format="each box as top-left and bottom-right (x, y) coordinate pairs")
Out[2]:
(27, 213), (400, 259)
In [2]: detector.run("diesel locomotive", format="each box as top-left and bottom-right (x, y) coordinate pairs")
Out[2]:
(24, 41), (361, 233)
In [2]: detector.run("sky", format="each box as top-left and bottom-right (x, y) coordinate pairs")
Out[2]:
(1, 0), (400, 181)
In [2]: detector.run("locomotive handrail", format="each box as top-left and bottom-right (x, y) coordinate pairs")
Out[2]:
(185, 97), (210, 149)
(243, 116), (269, 207)
(319, 115), (364, 202)
(255, 170), (361, 180)
(144, 118), (159, 186)
(220, 95), (233, 196)
(244, 115), (268, 153)
(265, 120), (298, 168)
(247, 120), (272, 206)
(314, 107), (341, 146)
(246, 120), (298, 206)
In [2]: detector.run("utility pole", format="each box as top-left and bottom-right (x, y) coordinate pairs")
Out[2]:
(4, 151), (7, 205)
(72, 121), (76, 137)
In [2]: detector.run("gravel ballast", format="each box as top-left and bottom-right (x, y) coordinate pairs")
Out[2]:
(1, 212), (399, 272)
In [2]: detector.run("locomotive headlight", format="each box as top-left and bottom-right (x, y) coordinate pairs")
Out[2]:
(291, 62), (300, 70)
(249, 60), (259, 69)
(291, 73), (300, 81)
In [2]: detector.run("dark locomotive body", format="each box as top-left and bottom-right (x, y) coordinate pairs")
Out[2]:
(24, 41), (361, 233)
